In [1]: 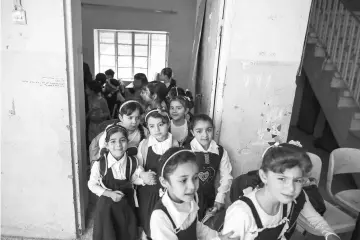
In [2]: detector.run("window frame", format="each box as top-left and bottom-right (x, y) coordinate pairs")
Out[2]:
(94, 29), (169, 82)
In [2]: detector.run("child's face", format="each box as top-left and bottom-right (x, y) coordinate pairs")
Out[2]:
(119, 109), (141, 132)
(170, 100), (188, 121)
(163, 161), (199, 203)
(262, 166), (305, 204)
(140, 87), (152, 103)
(191, 120), (214, 150)
(105, 131), (128, 159)
(147, 116), (169, 142)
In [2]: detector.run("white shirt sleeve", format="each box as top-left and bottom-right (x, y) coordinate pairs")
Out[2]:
(215, 149), (233, 204)
(150, 209), (179, 240)
(87, 161), (106, 196)
(196, 221), (220, 240)
(132, 157), (145, 186)
(300, 192), (339, 239)
(222, 200), (253, 239)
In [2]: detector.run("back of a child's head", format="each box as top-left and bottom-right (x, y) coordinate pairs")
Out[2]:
(105, 69), (115, 78)
(87, 80), (102, 94)
(145, 108), (170, 125)
(119, 100), (144, 116)
(168, 87), (194, 110)
(159, 147), (197, 181)
(147, 81), (168, 103)
(261, 143), (312, 175)
(161, 67), (173, 79)
(190, 114), (214, 130)
(134, 73), (148, 90)
(95, 73), (107, 85)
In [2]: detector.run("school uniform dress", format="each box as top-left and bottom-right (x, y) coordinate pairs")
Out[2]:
(184, 138), (233, 219)
(88, 153), (143, 240)
(150, 191), (220, 240)
(89, 123), (147, 163)
(222, 189), (338, 240)
(136, 134), (174, 237)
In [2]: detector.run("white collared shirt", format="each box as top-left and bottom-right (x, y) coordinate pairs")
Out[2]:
(150, 191), (220, 240)
(136, 133), (175, 167)
(189, 138), (233, 204)
(222, 189), (338, 240)
(171, 120), (188, 143)
(88, 153), (142, 197)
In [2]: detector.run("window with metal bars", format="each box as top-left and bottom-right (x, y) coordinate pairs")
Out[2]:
(95, 30), (169, 82)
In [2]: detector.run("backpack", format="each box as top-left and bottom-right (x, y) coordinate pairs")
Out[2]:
(229, 170), (263, 203)
(98, 153), (138, 179)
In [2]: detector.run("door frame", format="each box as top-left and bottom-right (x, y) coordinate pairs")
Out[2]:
(212, 0), (236, 142)
(64, 0), (86, 235)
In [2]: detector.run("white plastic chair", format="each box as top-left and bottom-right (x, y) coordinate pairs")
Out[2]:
(296, 152), (356, 236)
(327, 148), (360, 216)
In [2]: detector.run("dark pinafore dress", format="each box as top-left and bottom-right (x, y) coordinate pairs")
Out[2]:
(152, 200), (197, 240)
(240, 196), (289, 240)
(137, 146), (162, 237)
(184, 144), (223, 220)
(93, 155), (138, 240)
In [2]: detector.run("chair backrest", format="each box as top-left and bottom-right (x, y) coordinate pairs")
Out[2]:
(307, 152), (322, 186)
(327, 148), (360, 202)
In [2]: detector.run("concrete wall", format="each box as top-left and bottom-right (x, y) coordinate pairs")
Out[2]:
(215, 0), (312, 177)
(81, 0), (197, 91)
(1, 0), (81, 238)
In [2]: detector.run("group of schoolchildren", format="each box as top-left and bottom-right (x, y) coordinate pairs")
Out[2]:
(86, 67), (340, 240)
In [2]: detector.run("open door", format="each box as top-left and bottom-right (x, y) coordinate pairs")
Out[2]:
(191, 0), (226, 116)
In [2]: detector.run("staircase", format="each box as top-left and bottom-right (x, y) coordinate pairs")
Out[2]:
(303, 0), (360, 147)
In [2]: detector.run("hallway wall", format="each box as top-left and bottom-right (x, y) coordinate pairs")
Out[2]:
(81, 0), (197, 91)
(1, 0), (82, 238)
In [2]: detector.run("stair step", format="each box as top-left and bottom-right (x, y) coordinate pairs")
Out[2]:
(350, 118), (360, 131)
(354, 112), (360, 120)
(349, 129), (360, 139)
(338, 96), (358, 109)
(330, 75), (347, 89)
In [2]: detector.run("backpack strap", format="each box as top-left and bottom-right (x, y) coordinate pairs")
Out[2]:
(140, 138), (149, 166)
(98, 154), (108, 178)
(218, 145), (224, 159)
(240, 196), (263, 229)
(127, 155), (138, 179)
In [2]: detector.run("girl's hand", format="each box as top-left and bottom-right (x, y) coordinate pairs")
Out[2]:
(140, 171), (157, 185)
(219, 231), (239, 240)
(111, 190), (124, 202)
(214, 201), (225, 211)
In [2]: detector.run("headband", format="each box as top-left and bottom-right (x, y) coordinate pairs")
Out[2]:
(261, 140), (303, 158)
(119, 100), (141, 114)
(105, 123), (128, 136)
(145, 108), (171, 122)
(161, 149), (194, 177)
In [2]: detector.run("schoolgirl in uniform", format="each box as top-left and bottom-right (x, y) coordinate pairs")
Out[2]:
(184, 114), (233, 220)
(136, 108), (179, 239)
(89, 100), (148, 163)
(222, 143), (339, 240)
(88, 124), (143, 240)
(168, 87), (194, 146)
(166, 87), (194, 122)
(150, 147), (238, 240)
